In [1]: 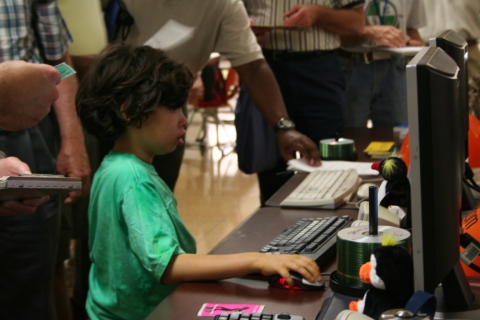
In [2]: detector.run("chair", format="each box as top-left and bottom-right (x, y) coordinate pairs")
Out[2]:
(187, 57), (239, 157)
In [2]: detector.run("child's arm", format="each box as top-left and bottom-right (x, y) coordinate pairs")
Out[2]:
(162, 252), (321, 288)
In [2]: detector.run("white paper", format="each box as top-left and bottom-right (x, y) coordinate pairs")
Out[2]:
(144, 20), (194, 50)
(287, 158), (379, 176)
(373, 46), (423, 57)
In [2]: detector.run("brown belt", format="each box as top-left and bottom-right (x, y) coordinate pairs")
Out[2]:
(336, 49), (391, 64)
(263, 49), (334, 61)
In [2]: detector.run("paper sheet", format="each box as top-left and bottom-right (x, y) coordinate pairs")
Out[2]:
(144, 19), (194, 50)
(373, 46), (423, 57)
(287, 158), (379, 176)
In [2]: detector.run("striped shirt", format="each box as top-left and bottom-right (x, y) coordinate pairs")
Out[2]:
(0, 0), (72, 63)
(243, 0), (364, 51)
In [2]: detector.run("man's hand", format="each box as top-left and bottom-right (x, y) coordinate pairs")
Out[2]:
(0, 157), (49, 217)
(0, 60), (61, 131)
(407, 38), (424, 46)
(275, 130), (321, 166)
(283, 5), (318, 29)
(364, 25), (408, 48)
(0, 197), (50, 217)
(56, 147), (91, 204)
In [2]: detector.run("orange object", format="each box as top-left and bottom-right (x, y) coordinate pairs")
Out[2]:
(359, 261), (372, 284)
(399, 114), (480, 171)
(399, 133), (410, 171)
(468, 115), (480, 168)
(349, 300), (359, 311)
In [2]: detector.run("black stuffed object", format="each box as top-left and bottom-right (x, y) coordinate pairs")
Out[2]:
(371, 156), (411, 227)
(349, 233), (414, 320)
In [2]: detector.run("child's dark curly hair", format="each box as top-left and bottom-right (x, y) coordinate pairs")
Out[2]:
(76, 43), (193, 141)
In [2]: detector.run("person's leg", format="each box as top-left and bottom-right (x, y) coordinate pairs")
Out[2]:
(0, 126), (61, 320)
(338, 56), (375, 128)
(70, 130), (101, 320)
(256, 158), (291, 206)
(267, 52), (346, 143)
(255, 52), (347, 202)
(70, 196), (91, 320)
(370, 56), (408, 127)
(0, 198), (61, 320)
(71, 237), (90, 320)
(55, 262), (73, 320)
(55, 202), (73, 320)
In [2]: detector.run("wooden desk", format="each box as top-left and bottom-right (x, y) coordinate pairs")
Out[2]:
(146, 207), (358, 320)
(339, 127), (395, 160)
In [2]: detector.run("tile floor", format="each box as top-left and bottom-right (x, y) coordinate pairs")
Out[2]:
(177, 106), (261, 254)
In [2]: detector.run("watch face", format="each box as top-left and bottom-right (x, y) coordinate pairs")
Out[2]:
(281, 119), (295, 128)
(275, 118), (295, 131)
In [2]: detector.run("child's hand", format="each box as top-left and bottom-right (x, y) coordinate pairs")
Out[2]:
(255, 253), (321, 288)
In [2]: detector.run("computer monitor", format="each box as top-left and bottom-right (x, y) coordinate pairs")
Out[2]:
(407, 47), (476, 314)
(429, 29), (477, 211)
(430, 29), (469, 143)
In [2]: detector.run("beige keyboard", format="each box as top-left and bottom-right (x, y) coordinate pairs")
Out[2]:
(280, 169), (360, 209)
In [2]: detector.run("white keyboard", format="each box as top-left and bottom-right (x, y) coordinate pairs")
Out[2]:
(280, 169), (361, 209)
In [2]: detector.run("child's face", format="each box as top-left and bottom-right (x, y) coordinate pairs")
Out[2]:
(129, 106), (187, 162)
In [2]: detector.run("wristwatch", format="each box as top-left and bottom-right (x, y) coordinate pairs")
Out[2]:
(274, 117), (295, 132)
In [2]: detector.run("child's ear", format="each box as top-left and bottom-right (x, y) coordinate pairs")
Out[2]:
(120, 102), (131, 121)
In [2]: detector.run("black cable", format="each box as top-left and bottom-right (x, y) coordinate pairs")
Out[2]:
(464, 163), (480, 191)
(464, 176), (480, 193)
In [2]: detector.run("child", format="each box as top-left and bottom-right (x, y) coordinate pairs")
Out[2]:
(76, 43), (322, 320)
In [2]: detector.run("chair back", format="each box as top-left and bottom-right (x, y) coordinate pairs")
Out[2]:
(198, 57), (239, 108)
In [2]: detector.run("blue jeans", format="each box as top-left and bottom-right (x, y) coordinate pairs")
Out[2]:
(339, 55), (408, 127)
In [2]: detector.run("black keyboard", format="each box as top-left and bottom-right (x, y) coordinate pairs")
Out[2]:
(259, 216), (351, 267)
(214, 312), (304, 320)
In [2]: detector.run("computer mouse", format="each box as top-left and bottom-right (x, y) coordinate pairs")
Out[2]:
(356, 183), (378, 199)
(268, 272), (325, 291)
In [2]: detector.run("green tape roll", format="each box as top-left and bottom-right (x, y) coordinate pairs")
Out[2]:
(320, 138), (355, 160)
(336, 226), (411, 288)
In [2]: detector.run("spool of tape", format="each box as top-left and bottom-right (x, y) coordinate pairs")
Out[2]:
(319, 138), (356, 160)
(336, 225), (411, 288)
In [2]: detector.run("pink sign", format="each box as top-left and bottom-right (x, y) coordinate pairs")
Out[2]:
(198, 303), (265, 316)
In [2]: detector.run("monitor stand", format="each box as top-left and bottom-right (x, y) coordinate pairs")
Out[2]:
(434, 263), (480, 319)
(434, 286), (480, 319)
(316, 271), (367, 320)
(315, 291), (355, 320)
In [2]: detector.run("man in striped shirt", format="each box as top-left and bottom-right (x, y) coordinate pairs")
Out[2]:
(243, 0), (365, 204)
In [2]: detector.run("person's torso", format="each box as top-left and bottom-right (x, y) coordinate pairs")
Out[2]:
(244, 0), (363, 51)
(87, 151), (196, 319)
(123, 0), (262, 73)
(343, 0), (426, 52)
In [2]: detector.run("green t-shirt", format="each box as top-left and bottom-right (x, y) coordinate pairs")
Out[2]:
(86, 151), (196, 320)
